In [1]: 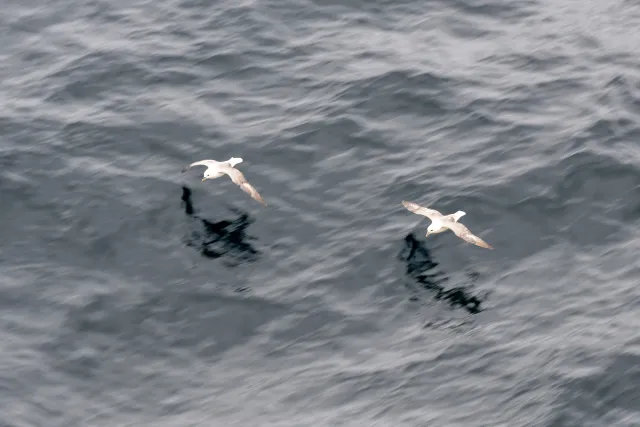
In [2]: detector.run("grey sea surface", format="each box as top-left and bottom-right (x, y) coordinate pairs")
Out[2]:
(2, 0), (640, 426)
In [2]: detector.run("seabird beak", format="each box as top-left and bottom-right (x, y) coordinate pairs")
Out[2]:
(201, 178), (207, 182)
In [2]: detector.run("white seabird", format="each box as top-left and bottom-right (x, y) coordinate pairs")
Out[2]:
(402, 200), (493, 249)
(182, 157), (267, 206)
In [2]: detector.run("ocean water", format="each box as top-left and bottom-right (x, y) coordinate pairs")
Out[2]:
(2, 0), (640, 426)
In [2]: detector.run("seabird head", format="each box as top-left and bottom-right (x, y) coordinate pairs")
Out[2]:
(202, 170), (215, 181)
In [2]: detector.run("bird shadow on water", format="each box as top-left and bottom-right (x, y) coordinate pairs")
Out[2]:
(180, 185), (259, 271)
(398, 233), (490, 330)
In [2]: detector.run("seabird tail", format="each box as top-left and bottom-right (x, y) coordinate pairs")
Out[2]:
(451, 211), (466, 222)
(227, 157), (243, 167)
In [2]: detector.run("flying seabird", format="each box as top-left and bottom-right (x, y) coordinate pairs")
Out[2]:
(401, 200), (493, 249)
(182, 157), (266, 206)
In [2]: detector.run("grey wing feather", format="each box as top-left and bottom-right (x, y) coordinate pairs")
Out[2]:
(401, 200), (443, 219)
(181, 160), (217, 173)
(222, 166), (267, 206)
(448, 222), (493, 249)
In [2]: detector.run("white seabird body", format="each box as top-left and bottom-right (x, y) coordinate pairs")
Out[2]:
(402, 200), (492, 249)
(182, 157), (266, 206)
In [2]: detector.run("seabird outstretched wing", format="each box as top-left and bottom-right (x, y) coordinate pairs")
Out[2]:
(221, 165), (267, 206)
(448, 221), (493, 249)
(401, 200), (443, 220)
(181, 160), (218, 173)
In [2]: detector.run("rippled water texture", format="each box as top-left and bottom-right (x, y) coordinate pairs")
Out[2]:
(2, 0), (640, 426)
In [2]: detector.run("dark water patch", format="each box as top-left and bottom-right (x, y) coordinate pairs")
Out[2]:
(193, 51), (253, 75)
(550, 352), (640, 426)
(276, 115), (375, 165)
(482, 52), (573, 73)
(399, 234), (488, 315)
(555, 150), (640, 226)
(41, 288), (291, 401)
(336, 70), (458, 118)
(448, 0), (537, 20)
(57, 120), (210, 161)
(510, 77), (587, 102)
(441, 14), (499, 39)
(4, 4), (68, 34)
(598, 74), (640, 118)
(45, 52), (152, 100)
(144, 68), (201, 87)
(264, 309), (380, 360)
(475, 147), (640, 255)
(181, 186), (260, 267)
(580, 116), (637, 143)
(0, 116), (60, 151)
(594, 52), (638, 69)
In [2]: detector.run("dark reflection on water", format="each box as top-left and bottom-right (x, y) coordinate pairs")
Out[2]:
(398, 233), (487, 315)
(180, 186), (259, 267)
